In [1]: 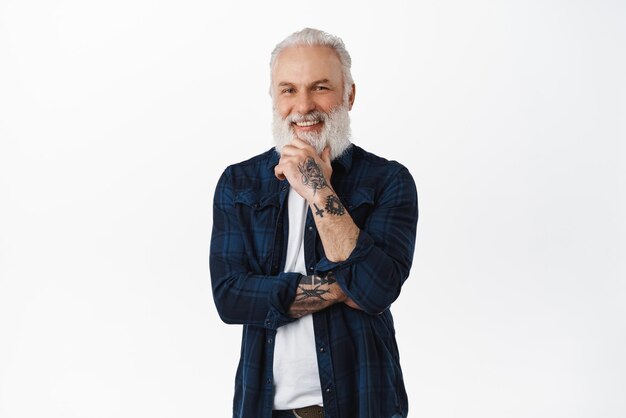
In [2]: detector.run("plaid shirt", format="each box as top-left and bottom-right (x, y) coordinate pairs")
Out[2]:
(210, 144), (418, 418)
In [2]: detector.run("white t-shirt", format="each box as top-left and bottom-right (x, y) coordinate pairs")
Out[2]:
(272, 188), (324, 409)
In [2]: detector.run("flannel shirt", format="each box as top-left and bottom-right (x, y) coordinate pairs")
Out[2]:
(210, 144), (418, 418)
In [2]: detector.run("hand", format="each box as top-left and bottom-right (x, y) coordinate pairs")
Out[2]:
(274, 139), (333, 201)
(288, 272), (345, 318)
(344, 297), (362, 310)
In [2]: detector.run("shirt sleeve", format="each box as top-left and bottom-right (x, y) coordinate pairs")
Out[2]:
(314, 166), (418, 315)
(209, 168), (299, 330)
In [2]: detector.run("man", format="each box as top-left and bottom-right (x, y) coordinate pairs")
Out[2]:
(210, 28), (418, 418)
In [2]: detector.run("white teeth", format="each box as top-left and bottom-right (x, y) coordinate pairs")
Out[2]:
(295, 120), (319, 127)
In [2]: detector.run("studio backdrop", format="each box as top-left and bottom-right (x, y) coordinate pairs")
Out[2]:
(1, 1), (625, 417)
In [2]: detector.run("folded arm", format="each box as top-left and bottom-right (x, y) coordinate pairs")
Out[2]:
(313, 166), (418, 314)
(210, 168), (300, 330)
(275, 140), (418, 315)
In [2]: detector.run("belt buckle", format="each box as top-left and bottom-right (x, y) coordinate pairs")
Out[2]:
(292, 405), (324, 418)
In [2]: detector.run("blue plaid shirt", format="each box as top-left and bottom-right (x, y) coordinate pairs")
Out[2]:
(210, 144), (418, 418)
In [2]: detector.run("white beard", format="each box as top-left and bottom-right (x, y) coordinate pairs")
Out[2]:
(272, 104), (352, 160)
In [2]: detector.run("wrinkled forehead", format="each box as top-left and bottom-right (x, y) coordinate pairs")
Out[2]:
(271, 45), (344, 86)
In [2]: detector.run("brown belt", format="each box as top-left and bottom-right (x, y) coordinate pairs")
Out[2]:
(283, 405), (324, 417)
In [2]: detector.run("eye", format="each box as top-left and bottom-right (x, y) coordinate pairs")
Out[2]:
(281, 87), (295, 94)
(314, 85), (329, 91)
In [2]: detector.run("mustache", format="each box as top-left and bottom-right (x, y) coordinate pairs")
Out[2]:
(287, 111), (327, 123)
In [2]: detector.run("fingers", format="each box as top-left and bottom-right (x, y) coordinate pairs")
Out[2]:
(281, 138), (317, 158)
(277, 142), (333, 187)
(279, 144), (304, 157)
(280, 144), (317, 162)
(344, 297), (363, 310)
(289, 138), (313, 150)
(274, 165), (285, 180)
(274, 155), (300, 181)
(321, 147), (331, 165)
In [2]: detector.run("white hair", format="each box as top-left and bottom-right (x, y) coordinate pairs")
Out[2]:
(269, 28), (354, 103)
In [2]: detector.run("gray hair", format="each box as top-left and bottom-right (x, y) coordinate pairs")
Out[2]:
(269, 28), (354, 103)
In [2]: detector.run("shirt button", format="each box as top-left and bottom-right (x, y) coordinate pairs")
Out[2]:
(267, 378), (272, 385)
(265, 320), (271, 326)
(326, 387), (331, 393)
(308, 226), (313, 231)
(268, 338), (273, 344)
(309, 266), (314, 271)
(319, 347), (325, 352)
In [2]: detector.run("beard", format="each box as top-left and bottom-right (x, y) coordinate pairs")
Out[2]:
(272, 104), (352, 160)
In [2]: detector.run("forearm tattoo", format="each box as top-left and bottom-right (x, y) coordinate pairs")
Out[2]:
(313, 203), (325, 217)
(298, 157), (328, 194)
(325, 195), (345, 216)
(289, 272), (337, 318)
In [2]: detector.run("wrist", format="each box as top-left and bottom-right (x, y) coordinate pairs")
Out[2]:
(309, 188), (348, 219)
(307, 185), (333, 204)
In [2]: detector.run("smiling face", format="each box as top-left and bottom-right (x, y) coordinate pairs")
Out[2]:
(271, 45), (355, 158)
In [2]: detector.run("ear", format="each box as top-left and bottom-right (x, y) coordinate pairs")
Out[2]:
(348, 83), (356, 110)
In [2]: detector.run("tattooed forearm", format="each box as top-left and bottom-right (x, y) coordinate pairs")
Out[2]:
(325, 194), (345, 216)
(298, 157), (328, 194)
(295, 273), (337, 301)
(288, 272), (340, 318)
(302, 272), (337, 286)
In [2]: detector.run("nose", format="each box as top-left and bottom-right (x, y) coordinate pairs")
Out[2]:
(294, 91), (316, 115)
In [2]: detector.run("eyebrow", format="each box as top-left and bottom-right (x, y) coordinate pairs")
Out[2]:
(277, 79), (332, 87)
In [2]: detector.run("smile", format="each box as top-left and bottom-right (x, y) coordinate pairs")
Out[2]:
(294, 120), (320, 127)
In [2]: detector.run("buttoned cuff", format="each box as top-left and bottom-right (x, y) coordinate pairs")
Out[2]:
(265, 272), (301, 330)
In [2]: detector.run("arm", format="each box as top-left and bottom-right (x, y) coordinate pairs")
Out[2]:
(315, 165), (418, 314)
(275, 140), (418, 315)
(307, 187), (364, 311)
(275, 142), (363, 314)
(288, 271), (345, 318)
(209, 168), (300, 330)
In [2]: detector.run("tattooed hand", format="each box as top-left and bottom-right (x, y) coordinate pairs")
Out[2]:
(288, 272), (346, 318)
(298, 157), (328, 194)
(274, 139), (333, 201)
(276, 139), (360, 265)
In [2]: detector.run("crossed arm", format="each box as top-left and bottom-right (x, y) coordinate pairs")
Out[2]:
(275, 141), (363, 317)
(210, 142), (417, 328)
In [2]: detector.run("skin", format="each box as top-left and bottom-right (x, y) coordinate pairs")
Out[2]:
(271, 45), (361, 317)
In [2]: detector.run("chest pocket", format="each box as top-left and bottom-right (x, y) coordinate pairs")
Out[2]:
(342, 187), (375, 228)
(233, 189), (281, 267)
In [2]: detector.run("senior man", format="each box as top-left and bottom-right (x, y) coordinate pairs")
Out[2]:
(210, 28), (418, 418)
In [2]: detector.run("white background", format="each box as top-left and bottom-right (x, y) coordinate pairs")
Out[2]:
(1, 1), (625, 417)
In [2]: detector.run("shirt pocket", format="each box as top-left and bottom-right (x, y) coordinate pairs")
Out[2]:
(233, 189), (280, 268)
(342, 187), (375, 228)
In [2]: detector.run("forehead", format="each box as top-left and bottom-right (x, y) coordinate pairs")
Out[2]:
(272, 45), (344, 85)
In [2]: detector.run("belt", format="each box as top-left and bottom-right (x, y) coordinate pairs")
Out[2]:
(275, 405), (324, 418)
